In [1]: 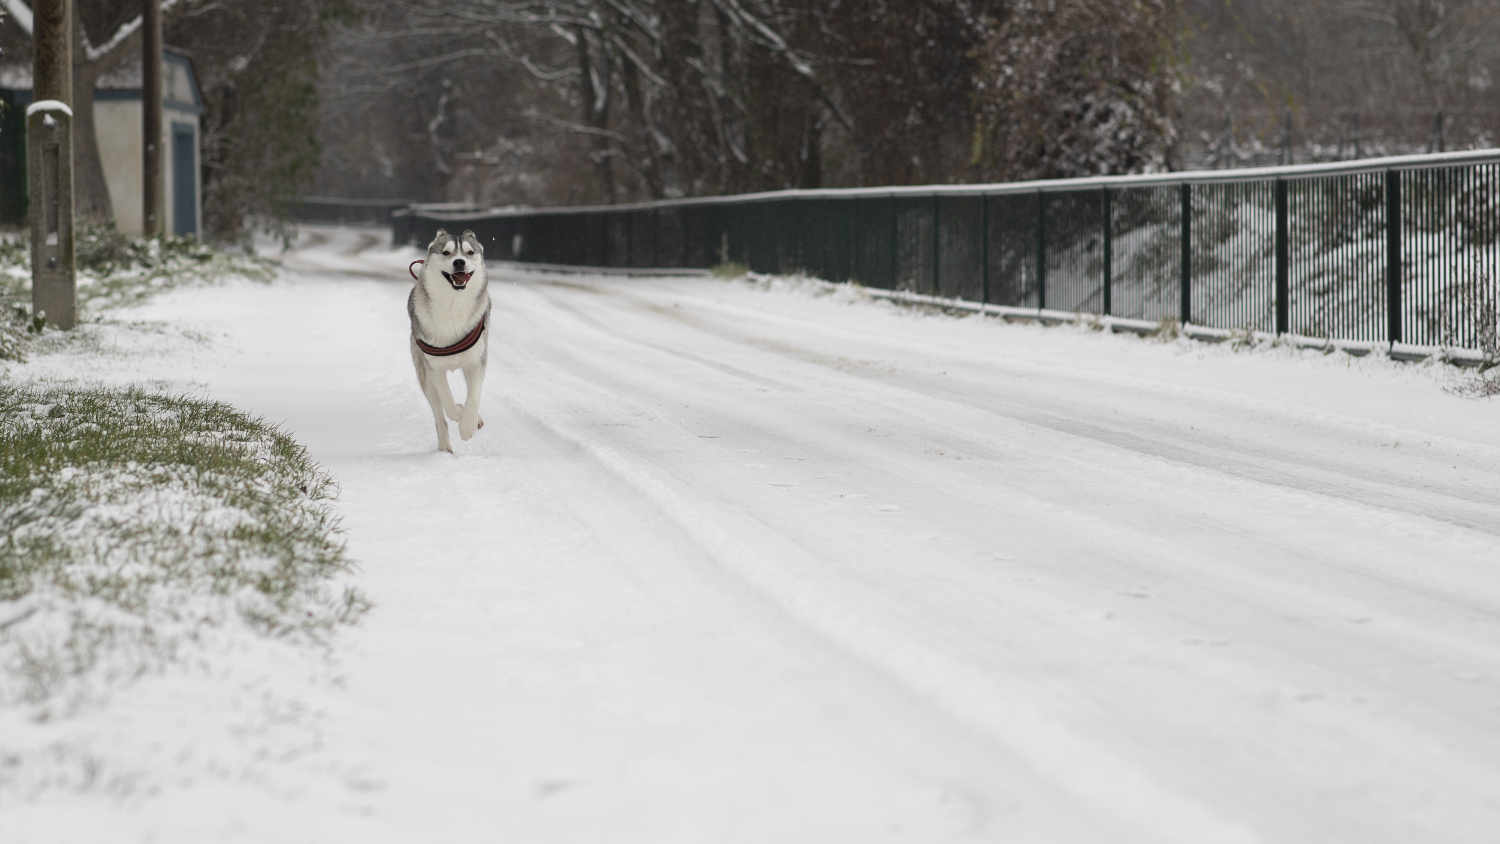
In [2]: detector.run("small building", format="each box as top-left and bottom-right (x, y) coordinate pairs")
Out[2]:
(0, 48), (204, 236)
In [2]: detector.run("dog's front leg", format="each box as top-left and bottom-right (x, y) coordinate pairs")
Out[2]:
(434, 369), (464, 421)
(459, 362), (485, 440)
(419, 363), (454, 453)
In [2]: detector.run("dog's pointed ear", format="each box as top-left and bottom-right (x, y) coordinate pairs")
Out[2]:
(435, 228), (449, 238)
(461, 230), (483, 254)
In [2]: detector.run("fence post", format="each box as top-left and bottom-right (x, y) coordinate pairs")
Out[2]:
(980, 195), (990, 306)
(932, 194), (941, 297)
(822, 197), (834, 277)
(651, 208), (660, 267)
(1036, 191), (1047, 310)
(851, 201), (862, 283)
(1386, 169), (1403, 344)
(889, 197), (899, 290)
(1275, 179), (1289, 334)
(1102, 187), (1112, 316)
(767, 202), (778, 274)
(1180, 182), (1192, 325)
(624, 212), (633, 268)
(848, 200), (857, 282)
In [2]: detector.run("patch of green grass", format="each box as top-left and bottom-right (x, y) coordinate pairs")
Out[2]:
(0, 380), (367, 712)
(711, 261), (750, 279)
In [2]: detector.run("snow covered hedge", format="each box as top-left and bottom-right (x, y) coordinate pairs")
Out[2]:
(0, 225), (273, 362)
(0, 383), (367, 717)
(0, 298), (27, 364)
(0, 238), (32, 363)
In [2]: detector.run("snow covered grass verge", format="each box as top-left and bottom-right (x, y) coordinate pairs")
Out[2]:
(1447, 360), (1500, 398)
(0, 380), (367, 729)
(741, 271), (1500, 394)
(0, 225), (274, 360)
(0, 232), (371, 817)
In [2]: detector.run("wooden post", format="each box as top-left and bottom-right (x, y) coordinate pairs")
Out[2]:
(142, 0), (164, 236)
(28, 0), (76, 330)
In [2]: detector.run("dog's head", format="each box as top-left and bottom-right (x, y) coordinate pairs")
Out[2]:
(426, 229), (485, 291)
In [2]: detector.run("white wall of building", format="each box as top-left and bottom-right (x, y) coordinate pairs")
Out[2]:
(96, 99), (144, 234)
(94, 98), (200, 237)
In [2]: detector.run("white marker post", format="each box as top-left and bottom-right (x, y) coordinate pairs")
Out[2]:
(28, 0), (77, 330)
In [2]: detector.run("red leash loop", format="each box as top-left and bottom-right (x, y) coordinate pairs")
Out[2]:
(409, 259), (425, 281)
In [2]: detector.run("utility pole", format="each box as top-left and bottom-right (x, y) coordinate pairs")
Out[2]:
(28, 0), (76, 329)
(142, 0), (163, 236)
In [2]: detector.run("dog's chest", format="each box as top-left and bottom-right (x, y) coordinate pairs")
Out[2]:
(410, 284), (489, 345)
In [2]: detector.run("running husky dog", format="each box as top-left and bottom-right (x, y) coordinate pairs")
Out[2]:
(409, 228), (489, 453)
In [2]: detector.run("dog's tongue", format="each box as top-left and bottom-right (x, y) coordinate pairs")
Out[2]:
(452, 272), (472, 285)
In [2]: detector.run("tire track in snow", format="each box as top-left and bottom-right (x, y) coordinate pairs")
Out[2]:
(607, 277), (1500, 462)
(512, 283), (1500, 649)
(496, 358), (1262, 844)
(489, 275), (1500, 838)
(515, 278), (1500, 606)
(586, 280), (1500, 535)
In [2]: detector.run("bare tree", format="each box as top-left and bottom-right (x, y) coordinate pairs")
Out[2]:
(314, 1), (584, 204)
(318, 0), (1011, 204)
(322, 0), (838, 203)
(1357, 0), (1499, 111)
(971, 0), (1185, 181)
(314, 0), (1206, 206)
(808, 0), (997, 186)
(1178, 0), (1500, 166)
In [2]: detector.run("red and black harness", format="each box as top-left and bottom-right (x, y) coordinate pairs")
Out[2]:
(410, 258), (489, 357)
(415, 314), (487, 357)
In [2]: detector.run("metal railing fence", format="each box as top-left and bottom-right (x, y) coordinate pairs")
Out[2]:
(397, 149), (1500, 352)
(285, 197), (413, 227)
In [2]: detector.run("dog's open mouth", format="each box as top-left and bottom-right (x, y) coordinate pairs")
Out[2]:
(442, 271), (473, 289)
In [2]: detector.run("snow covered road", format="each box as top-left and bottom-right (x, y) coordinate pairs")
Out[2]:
(11, 226), (1500, 842)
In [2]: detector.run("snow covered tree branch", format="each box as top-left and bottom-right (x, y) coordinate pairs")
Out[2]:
(0, 0), (33, 37)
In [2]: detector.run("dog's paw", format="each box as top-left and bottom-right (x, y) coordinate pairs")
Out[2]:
(460, 415), (480, 440)
(446, 405), (464, 422)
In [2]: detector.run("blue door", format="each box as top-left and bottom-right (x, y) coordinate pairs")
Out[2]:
(171, 123), (196, 236)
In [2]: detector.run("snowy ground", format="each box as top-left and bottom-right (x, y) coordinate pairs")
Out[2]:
(5, 224), (1500, 842)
